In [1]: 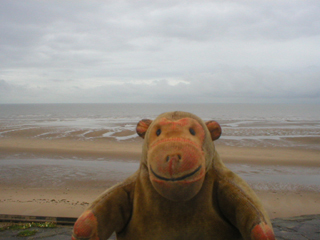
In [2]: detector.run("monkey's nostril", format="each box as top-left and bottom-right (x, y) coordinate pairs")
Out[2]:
(178, 154), (181, 160)
(166, 156), (170, 162)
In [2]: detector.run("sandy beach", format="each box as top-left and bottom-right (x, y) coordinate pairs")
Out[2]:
(0, 131), (320, 221)
(1, 185), (319, 220)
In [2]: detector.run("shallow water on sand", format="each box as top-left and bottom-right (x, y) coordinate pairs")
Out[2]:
(0, 158), (319, 193)
(227, 163), (320, 192)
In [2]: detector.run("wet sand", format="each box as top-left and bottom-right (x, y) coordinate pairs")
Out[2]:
(1, 136), (320, 165)
(1, 186), (319, 220)
(0, 136), (320, 220)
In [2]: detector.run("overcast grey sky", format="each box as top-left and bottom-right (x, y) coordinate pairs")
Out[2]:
(1, 0), (320, 104)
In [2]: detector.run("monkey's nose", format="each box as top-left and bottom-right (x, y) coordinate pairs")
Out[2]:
(166, 154), (182, 162)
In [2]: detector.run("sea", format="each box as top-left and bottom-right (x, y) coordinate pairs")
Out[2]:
(0, 103), (319, 192)
(1, 103), (320, 149)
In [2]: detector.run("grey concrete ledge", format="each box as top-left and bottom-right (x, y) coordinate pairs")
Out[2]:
(0, 214), (319, 239)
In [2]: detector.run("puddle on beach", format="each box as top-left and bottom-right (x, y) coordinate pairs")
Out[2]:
(0, 158), (139, 188)
(226, 163), (320, 192)
(0, 158), (319, 192)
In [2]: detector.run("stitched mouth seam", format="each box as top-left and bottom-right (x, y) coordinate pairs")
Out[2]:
(150, 165), (202, 182)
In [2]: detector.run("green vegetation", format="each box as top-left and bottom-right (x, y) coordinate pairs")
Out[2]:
(0, 222), (57, 237)
(17, 229), (38, 237)
(0, 222), (57, 231)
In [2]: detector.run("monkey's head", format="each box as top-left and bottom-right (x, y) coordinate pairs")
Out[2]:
(136, 111), (221, 202)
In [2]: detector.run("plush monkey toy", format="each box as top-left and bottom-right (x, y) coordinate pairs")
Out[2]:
(72, 111), (275, 240)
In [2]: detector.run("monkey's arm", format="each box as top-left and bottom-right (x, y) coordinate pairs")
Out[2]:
(215, 172), (275, 240)
(72, 174), (136, 240)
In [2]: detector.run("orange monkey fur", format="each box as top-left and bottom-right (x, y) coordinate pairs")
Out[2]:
(73, 111), (275, 240)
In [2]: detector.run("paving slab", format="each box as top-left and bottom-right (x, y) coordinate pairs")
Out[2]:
(272, 215), (320, 240)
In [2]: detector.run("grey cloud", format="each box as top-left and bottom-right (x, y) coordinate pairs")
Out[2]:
(0, 80), (32, 102)
(108, 1), (320, 42)
(46, 68), (320, 103)
(0, 1), (320, 103)
(186, 68), (320, 99)
(1, 66), (320, 104)
(0, 80), (12, 94)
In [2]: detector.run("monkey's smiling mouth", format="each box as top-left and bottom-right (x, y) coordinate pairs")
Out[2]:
(150, 165), (202, 182)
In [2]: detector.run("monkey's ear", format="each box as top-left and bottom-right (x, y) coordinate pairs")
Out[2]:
(205, 121), (222, 141)
(136, 119), (153, 139)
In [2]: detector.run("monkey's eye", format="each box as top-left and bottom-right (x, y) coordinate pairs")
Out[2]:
(189, 128), (196, 136)
(156, 129), (161, 136)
